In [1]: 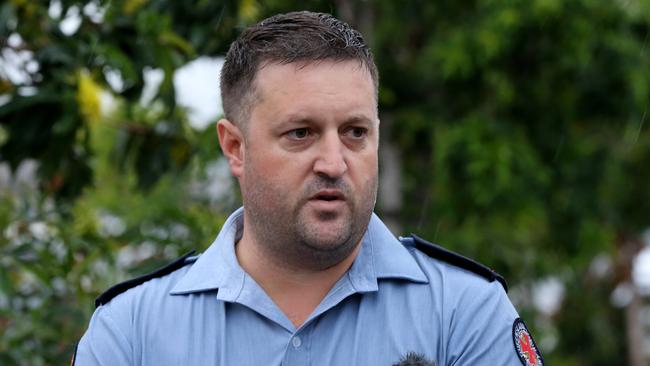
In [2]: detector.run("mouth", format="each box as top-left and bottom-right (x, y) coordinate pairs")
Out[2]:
(310, 190), (345, 202)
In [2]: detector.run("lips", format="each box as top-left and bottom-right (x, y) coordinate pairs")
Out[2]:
(310, 189), (345, 202)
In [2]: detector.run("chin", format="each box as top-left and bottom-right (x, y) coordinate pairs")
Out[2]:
(296, 206), (362, 246)
(302, 224), (353, 251)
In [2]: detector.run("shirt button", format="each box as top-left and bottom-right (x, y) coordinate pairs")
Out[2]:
(292, 336), (302, 348)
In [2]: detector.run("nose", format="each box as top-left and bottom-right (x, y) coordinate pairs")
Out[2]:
(313, 132), (348, 179)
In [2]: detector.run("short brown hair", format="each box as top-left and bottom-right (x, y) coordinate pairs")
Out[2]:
(220, 11), (378, 129)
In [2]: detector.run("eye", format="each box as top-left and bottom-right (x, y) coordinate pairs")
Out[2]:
(287, 128), (310, 139)
(345, 127), (368, 139)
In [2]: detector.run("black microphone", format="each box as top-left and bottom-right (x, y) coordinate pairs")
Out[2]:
(392, 352), (437, 366)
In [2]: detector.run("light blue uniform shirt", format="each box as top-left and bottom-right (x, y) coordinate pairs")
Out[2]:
(76, 208), (524, 365)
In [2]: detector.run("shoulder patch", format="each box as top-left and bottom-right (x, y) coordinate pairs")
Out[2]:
(95, 250), (197, 308)
(513, 318), (544, 366)
(400, 234), (508, 292)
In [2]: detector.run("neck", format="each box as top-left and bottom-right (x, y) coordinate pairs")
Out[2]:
(235, 224), (361, 328)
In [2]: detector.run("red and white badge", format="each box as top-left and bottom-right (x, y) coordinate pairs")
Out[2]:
(512, 318), (544, 366)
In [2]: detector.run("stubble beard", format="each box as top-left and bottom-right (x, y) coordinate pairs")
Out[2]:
(243, 165), (377, 271)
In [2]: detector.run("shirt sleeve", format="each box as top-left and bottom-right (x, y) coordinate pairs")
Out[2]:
(445, 279), (525, 366)
(75, 304), (133, 365)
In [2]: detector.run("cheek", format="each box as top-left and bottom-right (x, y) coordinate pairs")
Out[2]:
(351, 152), (378, 176)
(244, 148), (308, 190)
(252, 152), (296, 178)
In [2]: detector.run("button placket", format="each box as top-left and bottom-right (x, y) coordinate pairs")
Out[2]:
(292, 336), (302, 348)
(283, 327), (311, 365)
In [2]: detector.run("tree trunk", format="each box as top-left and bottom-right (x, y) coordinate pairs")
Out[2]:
(625, 286), (646, 366)
(616, 235), (647, 366)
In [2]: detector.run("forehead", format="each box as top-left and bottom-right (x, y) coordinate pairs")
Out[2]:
(256, 58), (373, 82)
(257, 60), (373, 88)
(250, 60), (377, 118)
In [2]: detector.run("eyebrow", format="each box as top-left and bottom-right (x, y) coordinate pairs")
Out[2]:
(342, 115), (375, 126)
(281, 114), (375, 126)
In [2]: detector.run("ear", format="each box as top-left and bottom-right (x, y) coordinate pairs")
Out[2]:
(217, 118), (245, 178)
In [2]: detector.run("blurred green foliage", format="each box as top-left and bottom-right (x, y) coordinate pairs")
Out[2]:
(1, 0), (649, 365)
(0, 0), (237, 364)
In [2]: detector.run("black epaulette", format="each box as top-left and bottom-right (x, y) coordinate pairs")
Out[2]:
(400, 234), (508, 292)
(95, 250), (197, 308)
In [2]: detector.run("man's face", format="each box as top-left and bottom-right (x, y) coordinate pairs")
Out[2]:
(238, 60), (379, 269)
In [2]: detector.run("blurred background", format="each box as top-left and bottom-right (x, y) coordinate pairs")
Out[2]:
(1, 0), (649, 365)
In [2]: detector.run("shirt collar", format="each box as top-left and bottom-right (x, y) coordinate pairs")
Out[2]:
(170, 208), (428, 297)
(170, 207), (246, 299)
(346, 212), (428, 293)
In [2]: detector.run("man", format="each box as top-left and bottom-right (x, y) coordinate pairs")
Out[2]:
(74, 11), (543, 366)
